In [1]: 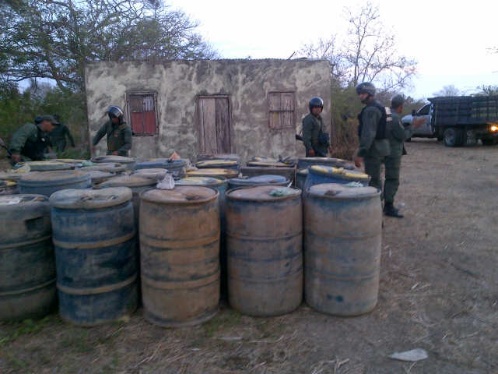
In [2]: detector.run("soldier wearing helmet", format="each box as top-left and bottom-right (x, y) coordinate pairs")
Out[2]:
(354, 82), (390, 191)
(302, 97), (329, 157)
(383, 94), (424, 218)
(92, 105), (132, 156)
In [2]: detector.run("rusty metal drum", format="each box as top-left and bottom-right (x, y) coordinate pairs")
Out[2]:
(225, 185), (303, 316)
(304, 183), (382, 316)
(50, 187), (138, 325)
(0, 195), (56, 321)
(174, 177), (229, 299)
(140, 186), (220, 327)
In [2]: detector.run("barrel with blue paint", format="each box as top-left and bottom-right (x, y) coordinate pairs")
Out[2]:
(25, 161), (74, 172)
(92, 155), (136, 171)
(0, 179), (18, 195)
(133, 168), (168, 181)
(227, 174), (290, 190)
(18, 170), (91, 197)
(195, 159), (240, 171)
(80, 162), (127, 174)
(226, 185), (303, 316)
(98, 175), (156, 229)
(50, 187), (138, 325)
(134, 159), (187, 179)
(187, 168), (239, 180)
(0, 194), (56, 321)
(304, 165), (370, 191)
(304, 183), (382, 316)
(140, 186), (220, 327)
(297, 157), (354, 170)
(295, 169), (308, 190)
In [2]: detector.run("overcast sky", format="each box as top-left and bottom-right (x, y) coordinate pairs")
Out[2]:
(167, 0), (498, 100)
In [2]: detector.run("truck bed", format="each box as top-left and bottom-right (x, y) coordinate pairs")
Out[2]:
(429, 96), (498, 126)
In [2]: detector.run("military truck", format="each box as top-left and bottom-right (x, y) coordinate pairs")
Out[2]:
(402, 95), (498, 147)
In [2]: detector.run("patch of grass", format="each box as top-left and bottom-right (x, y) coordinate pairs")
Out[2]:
(202, 309), (242, 338)
(4, 353), (29, 371)
(0, 316), (54, 347)
(58, 328), (95, 354)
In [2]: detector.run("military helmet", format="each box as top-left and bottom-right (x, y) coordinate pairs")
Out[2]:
(355, 82), (376, 96)
(309, 97), (324, 111)
(391, 94), (405, 109)
(107, 105), (124, 120)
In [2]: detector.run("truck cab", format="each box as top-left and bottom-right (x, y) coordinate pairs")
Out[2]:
(401, 103), (436, 140)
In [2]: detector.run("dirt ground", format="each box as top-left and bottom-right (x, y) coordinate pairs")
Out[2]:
(0, 140), (497, 374)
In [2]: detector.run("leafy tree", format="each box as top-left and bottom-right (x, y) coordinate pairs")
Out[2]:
(0, 0), (218, 92)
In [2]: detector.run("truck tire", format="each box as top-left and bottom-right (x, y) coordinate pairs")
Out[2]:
(482, 139), (496, 146)
(443, 128), (464, 147)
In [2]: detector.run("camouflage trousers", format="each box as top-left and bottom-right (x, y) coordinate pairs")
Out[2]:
(364, 156), (384, 192)
(383, 155), (401, 204)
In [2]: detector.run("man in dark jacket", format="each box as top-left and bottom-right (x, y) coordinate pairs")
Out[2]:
(8, 115), (59, 165)
(302, 97), (329, 157)
(354, 82), (390, 191)
(49, 115), (75, 153)
(92, 105), (132, 156)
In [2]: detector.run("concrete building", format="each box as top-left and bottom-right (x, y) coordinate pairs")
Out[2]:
(85, 59), (331, 162)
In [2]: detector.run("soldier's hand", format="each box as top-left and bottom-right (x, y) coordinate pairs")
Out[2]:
(112, 151), (118, 156)
(307, 149), (315, 157)
(354, 156), (363, 168)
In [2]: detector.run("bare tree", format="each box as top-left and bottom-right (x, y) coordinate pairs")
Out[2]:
(299, 37), (348, 83)
(298, 2), (417, 92)
(433, 85), (461, 97)
(342, 2), (417, 90)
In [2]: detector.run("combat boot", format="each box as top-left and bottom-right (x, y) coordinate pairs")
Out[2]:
(384, 202), (403, 218)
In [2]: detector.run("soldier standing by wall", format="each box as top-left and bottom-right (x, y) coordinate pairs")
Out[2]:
(302, 97), (329, 157)
(92, 105), (132, 156)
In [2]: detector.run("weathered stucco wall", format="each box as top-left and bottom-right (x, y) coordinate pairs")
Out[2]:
(85, 59), (331, 162)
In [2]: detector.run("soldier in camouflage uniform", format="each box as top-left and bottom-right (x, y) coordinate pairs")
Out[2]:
(92, 105), (132, 156)
(49, 115), (75, 153)
(8, 115), (59, 165)
(384, 94), (423, 218)
(302, 97), (329, 157)
(354, 82), (390, 191)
